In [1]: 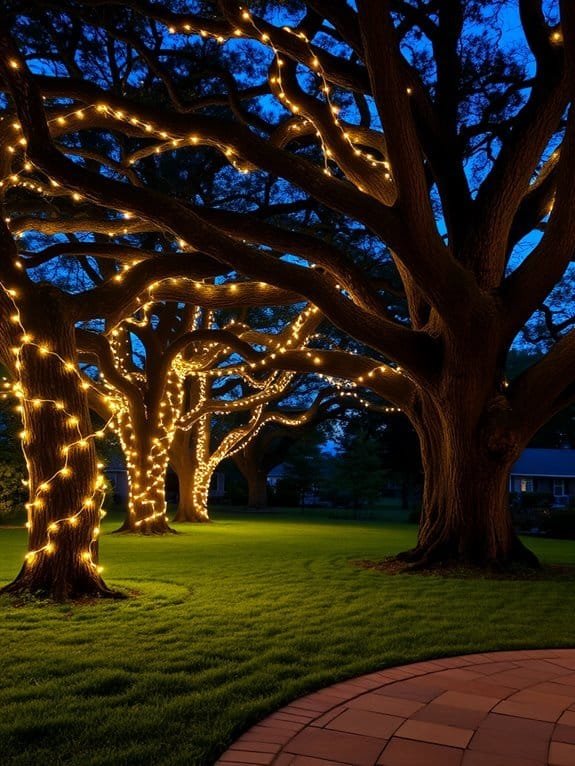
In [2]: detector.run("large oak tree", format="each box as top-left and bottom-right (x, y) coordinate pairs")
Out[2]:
(82, 300), (324, 526)
(1, 0), (574, 570)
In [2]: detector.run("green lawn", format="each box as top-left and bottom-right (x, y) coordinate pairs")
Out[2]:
(1, 512), (575, 766)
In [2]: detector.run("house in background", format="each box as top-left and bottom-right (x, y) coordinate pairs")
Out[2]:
(267, 464), (285, 489)
(209, 472), (226, 499)
(104, 455), (129, 504)
(509, 448), (575, 507)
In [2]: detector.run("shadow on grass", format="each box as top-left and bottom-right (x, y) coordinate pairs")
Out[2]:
(353, 558), (575, 581)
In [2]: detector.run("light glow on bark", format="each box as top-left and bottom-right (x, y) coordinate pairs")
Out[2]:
(1, 285), (110, 574)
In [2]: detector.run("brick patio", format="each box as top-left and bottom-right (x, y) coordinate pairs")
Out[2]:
(216, 650), (575, 766)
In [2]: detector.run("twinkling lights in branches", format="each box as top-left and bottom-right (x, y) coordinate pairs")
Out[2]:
(87, 301), (335, 524)
(239, 9), (393, 183)
(0, 6), (393, 199)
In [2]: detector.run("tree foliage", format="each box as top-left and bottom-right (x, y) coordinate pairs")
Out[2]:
(332, 427), (386, 510)
(0, 0), (574, 590)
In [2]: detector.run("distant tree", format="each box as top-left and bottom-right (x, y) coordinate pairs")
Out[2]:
(172, 376), (335, 520)
(378, 415), (422, 510)
(332, 427), (385, 510)
(279, 432), (326, 506)
(233, 380), (369, 508)
(4, 0), (575, 580)
(234, 427), (294, 509)
(168, 306), (324, 521)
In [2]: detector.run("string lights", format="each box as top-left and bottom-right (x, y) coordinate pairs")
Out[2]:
(0, 10), (408, 546)
(0, 4), (395, 197)
(242, 10), (393, 180)
(0, 283), (111, 574)
(87, 302), (327, 524)
(155, 6), (394, 182)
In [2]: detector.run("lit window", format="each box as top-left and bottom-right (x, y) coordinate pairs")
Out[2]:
(520, 478), (533, 493)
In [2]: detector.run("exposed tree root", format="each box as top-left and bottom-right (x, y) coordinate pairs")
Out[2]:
(384, 532), (541, 573)
(0, 575), (126, 602)
(354, 555), (570, 580)
(112, 519), (178, 535)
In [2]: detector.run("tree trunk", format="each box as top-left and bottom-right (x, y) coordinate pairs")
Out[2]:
(397, 389), (538, 570)
(172, 463), (211, 522)
(114, 426), (174, 534)
(0, 293), (118, 599)
(170, 422), (212, 523)
(409, 453), (535, 567)
(247, 468), (268, 509)
(234, 445), (270, 509)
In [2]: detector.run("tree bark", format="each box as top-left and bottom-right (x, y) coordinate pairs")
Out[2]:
(114, 423), (174, 534)
(169, 426), (211, 522)
(0, 292), (118, 599)
(172, 462), (211, 522)
(235, 450), (269, 508)
(397, 386), (538, 570)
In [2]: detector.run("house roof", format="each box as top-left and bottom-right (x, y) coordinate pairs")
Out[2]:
(510, 448), (575, 478)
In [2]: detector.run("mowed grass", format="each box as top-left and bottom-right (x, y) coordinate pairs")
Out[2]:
(1, 512), (575, 766)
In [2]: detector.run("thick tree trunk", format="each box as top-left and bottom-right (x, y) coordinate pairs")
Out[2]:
(170, 423), (212, 522)
(172, 464), (211, 522)
(114, 432), (173, 534)
(0, 293), (117, 599)
(234, 447), (269, 509)
(234, 456), (268, 508)
(406, 452), (536, 568)
(106, 352), (179, 535)
(398, 389), (538, 570)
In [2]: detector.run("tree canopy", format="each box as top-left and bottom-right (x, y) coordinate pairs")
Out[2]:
(0, 0), (574, 596)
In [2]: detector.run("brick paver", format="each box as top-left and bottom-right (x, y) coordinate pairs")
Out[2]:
(216, 650), (575, 765)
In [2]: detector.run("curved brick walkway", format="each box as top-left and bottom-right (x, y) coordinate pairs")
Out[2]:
(217, 649), (575, 766)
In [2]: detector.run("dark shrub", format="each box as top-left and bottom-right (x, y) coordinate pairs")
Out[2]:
(542, 510), (575, 540)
